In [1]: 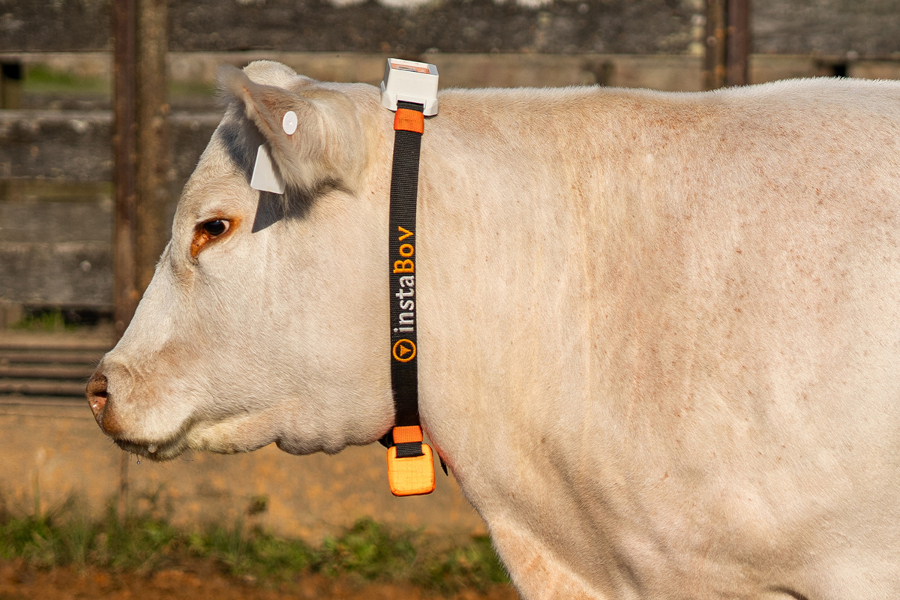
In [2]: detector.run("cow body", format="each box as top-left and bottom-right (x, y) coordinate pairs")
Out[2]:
(87, 62), (900, 599)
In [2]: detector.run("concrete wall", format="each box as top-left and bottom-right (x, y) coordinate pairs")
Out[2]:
(754, 0), (900, 57)
(4, 0), (900, 58)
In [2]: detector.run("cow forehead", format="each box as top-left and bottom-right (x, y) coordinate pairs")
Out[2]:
(179, 117), (260, 211)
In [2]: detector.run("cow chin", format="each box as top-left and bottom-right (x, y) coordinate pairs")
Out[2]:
(113, 435), (188, 462)
(113, 417), (283, 462)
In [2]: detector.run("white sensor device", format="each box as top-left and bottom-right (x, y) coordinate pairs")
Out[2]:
(380, 58), (439, 116)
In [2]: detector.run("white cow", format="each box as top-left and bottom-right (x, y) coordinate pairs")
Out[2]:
(88, 61), (900, 599)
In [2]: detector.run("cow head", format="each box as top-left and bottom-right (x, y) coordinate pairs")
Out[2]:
(86, 61), (395, 460)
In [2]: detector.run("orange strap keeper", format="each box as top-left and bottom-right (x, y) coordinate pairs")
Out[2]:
(394, 108), (425, 134)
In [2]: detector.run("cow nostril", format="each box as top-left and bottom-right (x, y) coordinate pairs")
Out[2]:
(86, 373), (109, 419)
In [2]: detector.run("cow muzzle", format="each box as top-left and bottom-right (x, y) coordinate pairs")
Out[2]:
(86, 371), (124, 437)
(85, 363), (193, 460)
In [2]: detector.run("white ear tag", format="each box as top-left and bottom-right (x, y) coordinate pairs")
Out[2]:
(282, 111), (298, 135)
(250, 144), (285, 195)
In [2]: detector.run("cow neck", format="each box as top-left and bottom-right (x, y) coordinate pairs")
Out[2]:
(381, 100), (437, 497)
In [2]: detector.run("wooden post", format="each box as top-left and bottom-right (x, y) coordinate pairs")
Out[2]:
(135, 0), (170, 293)
(112, 0), (169, 522)
(704, 0), (750, 89)
(726, 0), (750, 87)
(113, 0), (169, 333)
(703, 0), (727, 90)
(113, 0), (138, 338)
(113, 0), (137, 523)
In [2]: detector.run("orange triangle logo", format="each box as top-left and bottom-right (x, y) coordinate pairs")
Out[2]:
(392, 339), (417, 362)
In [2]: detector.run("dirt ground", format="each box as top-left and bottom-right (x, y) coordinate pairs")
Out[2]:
(0, 559), (520, 600)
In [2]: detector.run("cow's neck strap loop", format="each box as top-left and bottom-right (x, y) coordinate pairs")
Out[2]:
(384, 101), (436, 497)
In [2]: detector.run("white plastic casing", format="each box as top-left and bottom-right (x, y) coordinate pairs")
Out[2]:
(380, 58), (439, 116)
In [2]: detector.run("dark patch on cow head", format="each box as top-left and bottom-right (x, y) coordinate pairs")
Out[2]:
(251, 181), (338, 232)
(252, 191), (285, 232)
(217, 117), (259, 183)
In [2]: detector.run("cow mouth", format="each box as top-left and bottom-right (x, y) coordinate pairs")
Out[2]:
(113, 435), (186, 461)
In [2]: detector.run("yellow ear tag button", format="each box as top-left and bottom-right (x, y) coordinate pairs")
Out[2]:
(386, 426), (436, 496)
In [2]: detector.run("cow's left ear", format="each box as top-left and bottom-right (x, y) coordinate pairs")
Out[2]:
(219, 64), (365, 194)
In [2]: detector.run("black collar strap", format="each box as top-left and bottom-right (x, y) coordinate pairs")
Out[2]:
(383, 100), (436, 496)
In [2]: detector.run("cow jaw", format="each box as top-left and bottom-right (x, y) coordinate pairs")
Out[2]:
(116, 411), (288, 461)
(88, 349), (383, 462)
(107, 418), (280, 462)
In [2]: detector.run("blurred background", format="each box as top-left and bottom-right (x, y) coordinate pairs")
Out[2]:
(0, 0), (898, 593)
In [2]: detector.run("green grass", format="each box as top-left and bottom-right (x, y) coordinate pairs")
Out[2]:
(23, 64), (215, 99)
(23, 65), (110, 95)
(168, 79), (216, 99)
(10, 308), (76, 332)
(0, 498), (509, 594)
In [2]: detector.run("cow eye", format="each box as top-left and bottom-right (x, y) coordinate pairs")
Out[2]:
(202, 219), (229, 236)
(191, 218), (236, 259)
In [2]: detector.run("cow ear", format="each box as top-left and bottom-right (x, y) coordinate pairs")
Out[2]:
(219, 65), (364, 193)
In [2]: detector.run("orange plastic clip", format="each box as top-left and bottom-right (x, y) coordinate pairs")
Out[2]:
(394, 108), (425, 134)
(386, 426), (435, 496)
